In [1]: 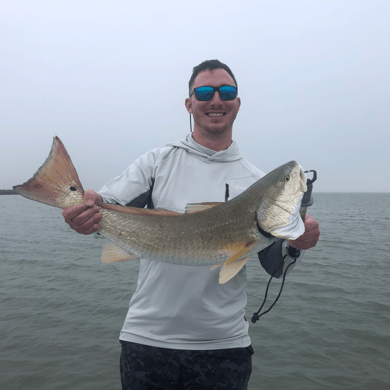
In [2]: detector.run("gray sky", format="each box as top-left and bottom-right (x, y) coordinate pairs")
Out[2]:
(1, 0), (389, 192)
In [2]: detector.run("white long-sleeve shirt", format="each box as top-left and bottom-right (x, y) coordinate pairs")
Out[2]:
(99, 134), (303, 350)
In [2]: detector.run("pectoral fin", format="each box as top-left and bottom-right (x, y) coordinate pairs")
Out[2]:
(224, 241), (256, 265)
(101, 244), (140, 263)
(217, 241), (256, 283)
(219, 258), (249, 284)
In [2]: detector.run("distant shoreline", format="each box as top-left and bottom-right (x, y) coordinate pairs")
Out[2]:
(0, 189), (388, 196)
(0, 190), (19, 195)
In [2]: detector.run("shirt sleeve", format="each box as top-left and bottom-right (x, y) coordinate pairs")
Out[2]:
(258, 239), (305, 278)
(98, 150), (157, 207)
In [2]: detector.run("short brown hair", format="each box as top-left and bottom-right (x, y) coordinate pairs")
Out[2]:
(188, 60), (238, 96)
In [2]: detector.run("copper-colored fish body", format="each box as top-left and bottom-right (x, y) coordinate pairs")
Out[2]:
(14, 137), (306, 283)
(96, 195), (264, 267)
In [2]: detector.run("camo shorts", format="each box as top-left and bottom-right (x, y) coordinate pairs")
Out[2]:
(119, 340), (254, 390)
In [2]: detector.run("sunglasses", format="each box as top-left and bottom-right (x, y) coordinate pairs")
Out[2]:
(189, 85), (238, 101)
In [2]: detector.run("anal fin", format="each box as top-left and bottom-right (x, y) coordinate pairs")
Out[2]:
(219, 258), (249, 284)
(102, 244), (139, 263)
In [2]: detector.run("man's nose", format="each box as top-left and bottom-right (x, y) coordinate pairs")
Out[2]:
(210, 91), (223, 105)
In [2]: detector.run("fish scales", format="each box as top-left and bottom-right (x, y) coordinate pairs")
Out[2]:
(97, 197), (261, 266)
(13, 136), (306, 284)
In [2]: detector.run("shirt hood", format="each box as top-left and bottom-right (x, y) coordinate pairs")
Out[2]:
(166, 134), (242, 163)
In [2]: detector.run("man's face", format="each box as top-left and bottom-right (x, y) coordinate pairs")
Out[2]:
(185, 69), (241, 136)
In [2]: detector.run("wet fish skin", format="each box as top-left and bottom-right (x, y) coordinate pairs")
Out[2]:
(14, 137), (306, 283)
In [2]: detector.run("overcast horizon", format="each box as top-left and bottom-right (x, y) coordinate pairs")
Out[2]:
(1, 0), (389, 193)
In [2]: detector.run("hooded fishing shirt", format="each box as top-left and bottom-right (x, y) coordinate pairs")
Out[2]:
(99, 134), (302, 350)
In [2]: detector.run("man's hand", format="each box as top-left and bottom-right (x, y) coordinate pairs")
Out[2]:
(62, 189), (103, 235)
(288, 213), (320, 250)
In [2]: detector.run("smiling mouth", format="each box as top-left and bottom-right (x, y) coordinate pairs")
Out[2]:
(206, 113), (225, 117)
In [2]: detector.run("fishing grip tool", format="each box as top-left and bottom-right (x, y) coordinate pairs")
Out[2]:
(299, 170), (317, 221)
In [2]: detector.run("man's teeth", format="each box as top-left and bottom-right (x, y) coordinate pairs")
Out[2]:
(207, 113), (224, 117)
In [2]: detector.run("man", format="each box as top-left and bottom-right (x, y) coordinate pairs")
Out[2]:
(62, 60), (320, 390)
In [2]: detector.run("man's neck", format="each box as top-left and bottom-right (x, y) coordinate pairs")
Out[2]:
(191, 129), (233, 152)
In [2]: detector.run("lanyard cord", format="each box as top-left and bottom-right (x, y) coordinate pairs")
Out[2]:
(251, 255), (297, 323)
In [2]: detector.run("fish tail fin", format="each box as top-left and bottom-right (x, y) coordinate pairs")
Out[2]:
(13, 137), (84, 209)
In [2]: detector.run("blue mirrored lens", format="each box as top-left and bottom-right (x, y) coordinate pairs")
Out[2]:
(195, 87), (215, 101)
(194, 86), (237, 101)
(219, 86), (237, 100)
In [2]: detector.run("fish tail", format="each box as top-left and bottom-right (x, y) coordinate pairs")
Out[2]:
(13, 137), (84, 209)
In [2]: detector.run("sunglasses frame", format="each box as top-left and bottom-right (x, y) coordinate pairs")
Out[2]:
(189, 85), (238, 101)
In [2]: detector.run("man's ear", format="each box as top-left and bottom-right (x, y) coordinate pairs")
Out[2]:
(236, 96), (241, 112)
(185, 98), (192, 113)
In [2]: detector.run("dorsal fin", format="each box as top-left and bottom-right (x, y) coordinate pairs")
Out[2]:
(185, 202), (222, 214)
(97, 202), (182, 217)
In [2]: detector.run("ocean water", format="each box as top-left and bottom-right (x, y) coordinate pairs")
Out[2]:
(0, 193), (389, 390)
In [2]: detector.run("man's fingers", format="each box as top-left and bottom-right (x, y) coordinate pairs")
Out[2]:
(62, 202), (102, 235)
(80, 224), (101, 235)
(288, 214), (320, 250)
(67, 206), (100, 227)
(61, 189), (102, 235)
(302, 213), (319, 232)
(288, 237), (317, 250)
(62, 203), (89, 222)
(75, 213), (102, 234)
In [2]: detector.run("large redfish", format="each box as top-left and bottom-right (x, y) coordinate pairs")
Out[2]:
(14, 137), (306, 283)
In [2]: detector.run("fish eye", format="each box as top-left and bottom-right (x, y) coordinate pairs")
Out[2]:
(70, 186), (77, 191)
(284, 176), (290, 182)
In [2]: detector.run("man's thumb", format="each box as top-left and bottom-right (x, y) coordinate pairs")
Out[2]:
(84, 189), (96, 207)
